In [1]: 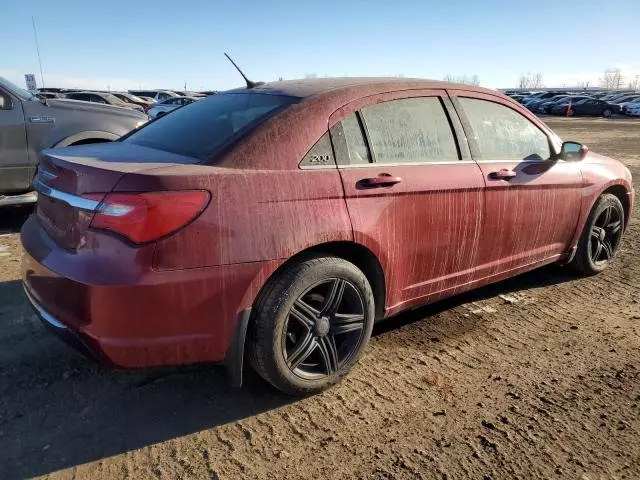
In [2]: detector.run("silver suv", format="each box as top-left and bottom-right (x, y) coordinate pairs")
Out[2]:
(0, 77), (148, 206)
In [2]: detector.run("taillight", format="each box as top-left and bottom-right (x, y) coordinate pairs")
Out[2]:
(85, 191), (210, 244)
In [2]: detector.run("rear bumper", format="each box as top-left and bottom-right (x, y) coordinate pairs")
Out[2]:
(23, 284), (106, 364)
(0, 191), (37, 207)
(21, 214), (282, 369)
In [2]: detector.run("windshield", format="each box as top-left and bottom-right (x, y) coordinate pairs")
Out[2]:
(124, 92), (299, 161)
(0, 76), (35, 101)
(103, 93), (125, 105)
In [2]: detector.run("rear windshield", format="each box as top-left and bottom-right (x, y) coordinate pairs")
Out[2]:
(124, 92), (299, 161)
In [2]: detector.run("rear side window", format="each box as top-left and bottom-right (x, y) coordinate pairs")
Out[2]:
(458, 97), (551, 161)
(124, 93), (299, 161)
(330, 113), (372, 165)
(360, 97), (459, 164)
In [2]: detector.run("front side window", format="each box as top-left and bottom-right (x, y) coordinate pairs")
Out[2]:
(458, 97), (551, 161)
(124, 92), (299, 161)
(359, 97), (459, 164)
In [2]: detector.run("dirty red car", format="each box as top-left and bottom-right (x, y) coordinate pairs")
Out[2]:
(21, 78), (634, 396)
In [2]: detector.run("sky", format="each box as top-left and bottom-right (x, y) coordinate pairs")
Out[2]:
(2, 0), (640, 92)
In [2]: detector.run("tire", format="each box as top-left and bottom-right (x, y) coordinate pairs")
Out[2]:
(603, 108), (613, 118)
(249, 255), (375, 396)
(567, 109), (575, 117)
(570, 194), (625, 275)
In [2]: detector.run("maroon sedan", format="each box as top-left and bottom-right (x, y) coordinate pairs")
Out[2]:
(21, 78), (634, 396)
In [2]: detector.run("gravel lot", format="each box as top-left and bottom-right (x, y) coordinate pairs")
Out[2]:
(1, 118), (638, 480)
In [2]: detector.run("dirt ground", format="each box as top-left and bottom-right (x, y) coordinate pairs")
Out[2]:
(0, 118), (638, 480)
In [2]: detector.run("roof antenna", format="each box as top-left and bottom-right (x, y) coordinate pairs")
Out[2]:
(224, 52), (263, 89)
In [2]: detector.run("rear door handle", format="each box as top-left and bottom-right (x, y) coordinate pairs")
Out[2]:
(358, 173), (403, 188)
(489, 169), (517, 180)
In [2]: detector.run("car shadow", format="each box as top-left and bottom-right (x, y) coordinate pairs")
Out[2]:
(0, 264), (580, 479)
(0, 205), (33, 234)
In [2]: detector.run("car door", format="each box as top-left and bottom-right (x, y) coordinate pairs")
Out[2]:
(449, 91), (583, 277)
(0, 88), (30, 193)
(331, 91), (486, 314)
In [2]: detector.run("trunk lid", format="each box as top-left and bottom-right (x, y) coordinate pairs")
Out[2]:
(35, 143), (199, 249)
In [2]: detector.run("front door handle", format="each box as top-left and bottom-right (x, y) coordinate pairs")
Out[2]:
(489, 169), (517, 180)
(358, 173), (403, 188)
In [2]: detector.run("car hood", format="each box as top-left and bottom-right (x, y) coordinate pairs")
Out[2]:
(44, 98), (148, 119)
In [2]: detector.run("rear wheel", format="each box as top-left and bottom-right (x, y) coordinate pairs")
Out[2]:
(603, 108), (613, 118)
(567, 108), (575, 116)
(570, 194), (624, 275)
(249, 255), (375, 396)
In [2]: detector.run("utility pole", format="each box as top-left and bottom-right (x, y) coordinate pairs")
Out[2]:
(32, 16), (45, 88)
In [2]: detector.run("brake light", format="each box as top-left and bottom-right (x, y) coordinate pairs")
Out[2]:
(86, 191), (210, 244)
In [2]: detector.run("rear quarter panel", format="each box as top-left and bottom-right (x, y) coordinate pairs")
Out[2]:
(114, 165), (353, 270)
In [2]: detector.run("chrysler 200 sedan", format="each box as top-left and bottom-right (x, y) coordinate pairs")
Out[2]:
(21, 78), (634, 396)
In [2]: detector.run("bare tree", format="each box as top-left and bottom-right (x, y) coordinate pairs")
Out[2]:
(518, 72), (544, 89)
(628, 75), (640, 90)
(600, 68), (623, 89)
(443, 74), (480, 86)
(577, 80), (591, 90)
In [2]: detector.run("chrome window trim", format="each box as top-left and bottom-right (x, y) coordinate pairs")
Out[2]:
(34, 178), (100, 211)
(337, 160), (477, 168)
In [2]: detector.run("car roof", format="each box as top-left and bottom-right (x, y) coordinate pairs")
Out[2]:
(226, 77), (498, 100)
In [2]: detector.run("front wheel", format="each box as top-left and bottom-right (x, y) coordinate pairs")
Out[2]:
(570, 194), (625, 275)
(249, 255), (375, 396)
(603, 108), (613, 118)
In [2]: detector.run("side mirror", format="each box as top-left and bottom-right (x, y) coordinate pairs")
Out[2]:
(560, 141), (588, 161)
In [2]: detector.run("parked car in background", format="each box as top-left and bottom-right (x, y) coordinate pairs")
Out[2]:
(565, 99), (618, 117)
(128, 89), (179, 102)
(625, 102), (640, 116)
(525, 94), (570, 111)
(535, 95), (571, 113)
(549, 96), (594, 115)
(600, 92), (635, 103)
(21, 78), (633, 396)
(620, 97), (640, 115)
(510, 94), (528, 104)
(0, 76), (147, 206)
(112, 92), (154, 113)
(610, 94), (640, 113)
(36, 92), (64, 99)
(64, 91), (145, 113)
(170, 90), (206, 98)
(147, 96), (199, 118)
(522, 91), (564, 107)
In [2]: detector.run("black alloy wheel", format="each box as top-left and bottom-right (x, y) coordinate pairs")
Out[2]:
(589, 205), (623, 266)
(570, 194), (625, 275)
(283, 278), (365, 379)
(249, 255), (375, 396)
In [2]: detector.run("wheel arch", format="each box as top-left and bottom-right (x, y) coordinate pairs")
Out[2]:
(53, 130), (119, 147)
(601, 184), (631, 230)
(227, 240), (387, 387)
(257, 241), (387, 322)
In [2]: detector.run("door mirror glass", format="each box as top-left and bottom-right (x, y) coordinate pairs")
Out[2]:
(560, 141), (588, 161)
